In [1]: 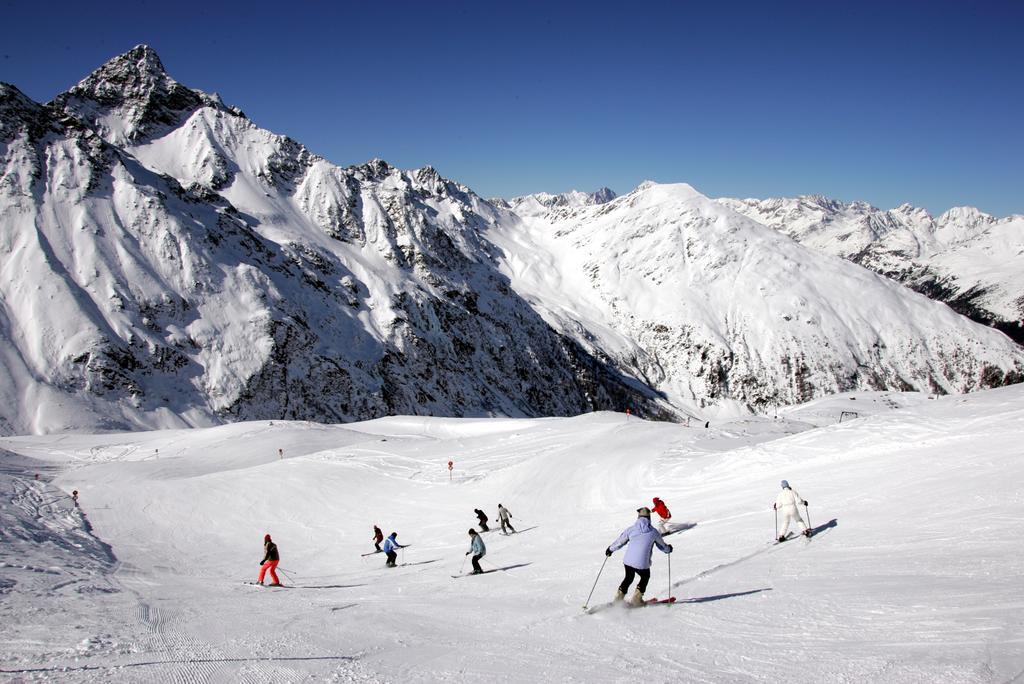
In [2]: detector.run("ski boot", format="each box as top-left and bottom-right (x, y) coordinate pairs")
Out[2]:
(613, 589), (625, 602)
(629, 589), (645, 606)
(803, 529), (812, 537)
(778, 535), (786, 542)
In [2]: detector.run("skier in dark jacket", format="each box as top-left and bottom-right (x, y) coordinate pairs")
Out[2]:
(382, 532), (406, 567)
(373, 525), (384, 552)
(466, 528), (487, 574)
(475, 508), (489, 532)
(606, 507), (672, 605)
(257, 534), (281, 586)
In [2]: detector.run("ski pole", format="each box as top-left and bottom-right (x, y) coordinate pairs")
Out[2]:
(277, 567), (295, 584)
(459, 554), (468, 574)
(773, 506), (778, 542)
(667, 551), (672, 599)
(804, 502), (811, 533)
(583, 556), (609, 610)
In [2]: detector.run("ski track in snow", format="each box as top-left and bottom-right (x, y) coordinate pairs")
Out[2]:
(2, 387), (1024, 681)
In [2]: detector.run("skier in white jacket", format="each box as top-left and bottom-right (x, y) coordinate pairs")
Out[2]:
(774, 480), (809, 541)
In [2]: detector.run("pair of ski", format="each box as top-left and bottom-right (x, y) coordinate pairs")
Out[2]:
(243, 581), (287, 588)
(774, 531), (812, 545)
(584, 596), (676, 613)
(361, 544), (412, 557)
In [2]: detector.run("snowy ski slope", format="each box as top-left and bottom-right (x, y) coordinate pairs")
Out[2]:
(1, 386), (1023, 682)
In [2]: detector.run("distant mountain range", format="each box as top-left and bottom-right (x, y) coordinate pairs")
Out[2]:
(718, 195), (1024, 344)
(0, 45), (1020, 434)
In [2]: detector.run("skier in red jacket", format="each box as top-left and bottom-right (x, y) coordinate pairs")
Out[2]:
(652, 497), (671, 534)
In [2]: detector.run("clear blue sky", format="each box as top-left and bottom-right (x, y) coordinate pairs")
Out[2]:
(2, 0), (1022, 215)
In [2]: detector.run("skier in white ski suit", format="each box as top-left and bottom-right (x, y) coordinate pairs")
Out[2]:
(497, 504), (515, 534)
(774, 480), (809, 540)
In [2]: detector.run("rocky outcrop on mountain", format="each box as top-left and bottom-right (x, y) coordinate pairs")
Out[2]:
(719, 195), (1024, 344)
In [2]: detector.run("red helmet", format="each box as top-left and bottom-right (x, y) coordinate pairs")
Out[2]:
(264, 534), (272, 542)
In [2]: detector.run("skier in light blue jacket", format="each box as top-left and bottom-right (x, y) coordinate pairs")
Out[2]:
(466, 528), (487, 574)
(605, 507), (672, 605)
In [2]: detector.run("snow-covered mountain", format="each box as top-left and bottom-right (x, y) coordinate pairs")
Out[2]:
(0, 47), (668, 435)
(718, 195), (1024, 343)
(490, 182), (1024, 416)
(496, 187), (617, 218)
(1, 45), (1021, 435)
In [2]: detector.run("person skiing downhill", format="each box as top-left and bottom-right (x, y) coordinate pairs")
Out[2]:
(774, 480), (810, 540)
(382, 532), (406, 567)
(466, 528), (487, 574)
(497, 504), (515, 534)
(372, 525), (384, 552)
(474, 508), (489, 532)
(257, 534), (281, 586)
(651, 497), (672, 534)
(606, 507), (672, 605)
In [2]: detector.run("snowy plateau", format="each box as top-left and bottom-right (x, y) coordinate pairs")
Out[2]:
(1, 45), (1024, 682)
(1, 388), (1023, 681)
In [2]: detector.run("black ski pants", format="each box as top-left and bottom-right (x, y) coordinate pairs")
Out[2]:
(619, 565), (650, 594)
(386, 551), (397, 567)
(471, 553), (484, 574)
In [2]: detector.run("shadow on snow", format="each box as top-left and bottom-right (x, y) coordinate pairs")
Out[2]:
(678, 587), (772, 603)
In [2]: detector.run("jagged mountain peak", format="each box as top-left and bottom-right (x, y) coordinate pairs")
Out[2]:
(51, 44), (234, 144)
(505, 186), (618, 218)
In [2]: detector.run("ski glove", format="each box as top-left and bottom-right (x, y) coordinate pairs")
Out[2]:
(666, 544), (673, 553)
(772, 504), (777, 510)
(605, 547), (613, 557)
(803, 501), (809, 506)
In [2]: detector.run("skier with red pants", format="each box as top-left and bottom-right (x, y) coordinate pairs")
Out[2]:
(651, 497), (672, 533)
(257, 534), (281, 586)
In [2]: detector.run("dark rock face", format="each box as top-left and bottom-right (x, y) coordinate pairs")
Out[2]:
(50, 45), (233, 143)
